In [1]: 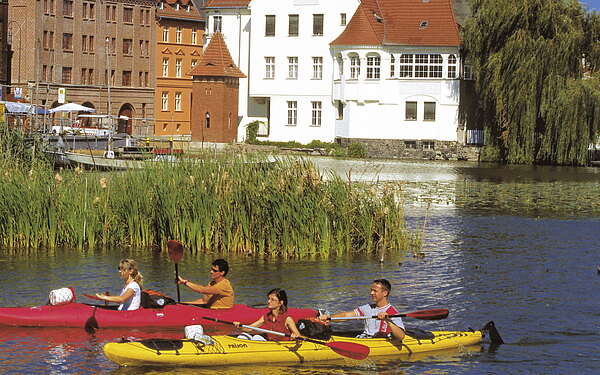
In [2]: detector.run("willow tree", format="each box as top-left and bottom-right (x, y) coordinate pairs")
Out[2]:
(461, 0), (600, 165)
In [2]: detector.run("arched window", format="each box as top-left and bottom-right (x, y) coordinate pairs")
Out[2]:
(447, 54), (457, 79)
(366, 53), (381, 79)
(390, 54), (395, 77)
(205, 112), (210, 129)
(349, 53), (360, 79)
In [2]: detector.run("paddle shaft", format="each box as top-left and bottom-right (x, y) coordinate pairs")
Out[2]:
(329, 308), (448, 321)
(175, 263), (181, 303)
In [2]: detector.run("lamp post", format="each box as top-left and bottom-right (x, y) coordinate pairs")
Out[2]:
(105, 37), (112, 117)
(7, 20), (23, 86)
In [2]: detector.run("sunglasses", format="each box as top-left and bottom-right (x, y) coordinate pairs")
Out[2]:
(210, 268), (221, 273)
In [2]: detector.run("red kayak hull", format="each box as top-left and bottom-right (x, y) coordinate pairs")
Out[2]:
(0, 303), (316, 329)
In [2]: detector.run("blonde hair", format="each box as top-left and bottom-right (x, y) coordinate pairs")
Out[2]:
(119, 259), (143, 286)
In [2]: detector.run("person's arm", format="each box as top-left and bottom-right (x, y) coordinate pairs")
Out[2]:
(96, 288), (134, 304)
(233, 316), (264, 332)
(376, 312), (405, 341)
(318, 309), (357, 321)
(178, 277), (230, 296)
(285, 316), (302, 339)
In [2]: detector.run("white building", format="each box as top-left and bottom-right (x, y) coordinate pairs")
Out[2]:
(194, 0), (463, 146)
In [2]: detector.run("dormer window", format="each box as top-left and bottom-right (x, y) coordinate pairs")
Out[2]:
(158, 2), (163, 10)
(373, 13), (383, 23)
(420, 20), (428, 29)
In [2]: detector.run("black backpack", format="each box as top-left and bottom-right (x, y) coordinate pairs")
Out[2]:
(297, 319), (332, 340)
(140, 290), (176, 309)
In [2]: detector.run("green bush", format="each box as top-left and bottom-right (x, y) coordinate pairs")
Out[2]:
(347, 142), (367, 158)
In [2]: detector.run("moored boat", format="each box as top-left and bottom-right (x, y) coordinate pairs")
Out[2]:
(103, 329), (485, 367)
(0, 302), (316, 329)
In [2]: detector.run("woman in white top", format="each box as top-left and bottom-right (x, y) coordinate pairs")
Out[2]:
(95, 259), (143, 311)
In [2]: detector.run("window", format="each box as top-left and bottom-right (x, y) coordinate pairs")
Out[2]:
(288, 57), (298, 79)
(62, 33), (73, 51)
(81, 68), (87, 84)
(399, 54), (413, 77)
(175, 92), (182, 111)
(287, 101), (297, 126)
(390, 55), (395, 77)
(463, 64), (473, 80)
(49, 32), (54, 49)
(311, 101), (322, 126)
(313, 14), (324, 36)
(265, 56), (275, 79)
(213, 16), (222, 33)
(366, 55), (380, 79)
(422, 141), (435, 150)
(405, 140), (416, 149)
(109, 37), (116, 54)
(123, 7), (133, 23)
(122, 71), (131, 86)
(63, 0), (73, 17)
(62, 67), (72, 84)
(88, 35), (94, 52)
(87, 69), (94, 84)
(192, 29), (198, 44)
(162, 58), (169, 76)
(350, 54), (360, 79)
(205, 112), (210, 128)
(44, 0), (49, 14)
(162, 123), (167, 131)
(161, 92), (168, 111)
(424, 102), (436, 121)
(405, 101), (417, 120)
(415, 54), (428, 78)
(429, 54), (442, 78)
(162, 27), (169, 42)
(288, 14), (299, 36)
(175, 59), (182, 77)
(42, 65), (47, 81)
(176, 27), (182, 43)
(265, 15), (275, 36)
(176, 123), (181, 132)
(83, 3), (88, 19)
(312, 57), (323, 80)
(448, 54), (457, 78)
(191, 59), (198, 69)
(340, 13), (347, 26)
(82, 35), (88, 52)
(336, 100), (344, 120)
(123, 39), (132, 55)
(89, 3), (95, 19)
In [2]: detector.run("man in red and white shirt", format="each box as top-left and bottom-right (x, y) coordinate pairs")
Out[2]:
(320, 279), (405, 341)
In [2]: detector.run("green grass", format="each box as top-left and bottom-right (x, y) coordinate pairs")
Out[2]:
(0, 151), (417, 258)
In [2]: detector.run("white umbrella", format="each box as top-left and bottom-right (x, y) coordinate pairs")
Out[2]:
(49, 103), (96, 113)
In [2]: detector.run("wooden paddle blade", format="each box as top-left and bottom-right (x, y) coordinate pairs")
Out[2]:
(167, 240), (184, 263)
(327, 341), (370, 360)
(404, 308), (449, 320)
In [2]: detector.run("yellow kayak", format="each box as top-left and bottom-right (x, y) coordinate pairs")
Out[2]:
(104, 330), (484, 367)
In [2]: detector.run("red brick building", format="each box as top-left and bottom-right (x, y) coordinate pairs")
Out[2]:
(189, 32), (245, 143)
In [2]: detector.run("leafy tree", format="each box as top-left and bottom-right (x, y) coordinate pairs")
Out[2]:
(461, 0), (600, 165)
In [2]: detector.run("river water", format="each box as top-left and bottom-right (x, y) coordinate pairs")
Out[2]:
(1, 158), (599, 374)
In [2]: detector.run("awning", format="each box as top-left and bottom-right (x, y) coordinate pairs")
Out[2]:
(0, 101), (49, 115)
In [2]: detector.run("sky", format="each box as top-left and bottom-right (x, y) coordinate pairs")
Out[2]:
(581, 0), (600, 12)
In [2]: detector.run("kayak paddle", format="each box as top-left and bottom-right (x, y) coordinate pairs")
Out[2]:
(167, 240), (184, 303)
(202, 316), (370, 360)
(329, 308), (449, 321)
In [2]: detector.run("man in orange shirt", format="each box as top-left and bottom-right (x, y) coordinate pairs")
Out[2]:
(178, 259), (234, 309)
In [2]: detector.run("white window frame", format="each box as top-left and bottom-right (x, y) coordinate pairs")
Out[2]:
(287, 101), (297, 126)
(162, 27), (169, 42)
(265, 56), (275, 79)
(390, 55), (395, 77)
(161, 92), (168, 111)
(350, 54), (360, 79)
(312, 57), (323, 80)
(175, 59), (182, 77)
(448, 54), (457, 79)
(424, 102), (436, 121)
(399, 54), (413, 77)
(176, 27), (182, 43)
(162, 58), (169, 77)
(288, 57), (298, 79)
(175, 92), (182, 111)
(213, 16), (222, 33)
(366, 55), (381, 79)
(191, 28), (197, 44)
(311, 101), (322, 127)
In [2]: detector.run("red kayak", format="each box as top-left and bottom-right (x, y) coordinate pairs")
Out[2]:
(0, 303), (317, 329)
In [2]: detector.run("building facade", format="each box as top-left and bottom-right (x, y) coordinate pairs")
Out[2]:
(196, 0), (465, 148)
(7, 0), (156, 135)
(155, 0), (204, 137)
(0, 0), (8, 89)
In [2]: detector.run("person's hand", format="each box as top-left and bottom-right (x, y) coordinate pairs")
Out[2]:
(177, 276), (188, 285)
(232, 321), (241, 328)
(290, 332), (300, 340)
(95, 293), (106, 301)
(376, 311), (390, 321)
(318, 313), (330, 322)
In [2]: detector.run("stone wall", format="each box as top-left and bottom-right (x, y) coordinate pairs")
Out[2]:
(336, 138), (481, 161)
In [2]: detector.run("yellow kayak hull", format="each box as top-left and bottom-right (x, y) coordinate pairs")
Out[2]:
(104, 330), (483, 367)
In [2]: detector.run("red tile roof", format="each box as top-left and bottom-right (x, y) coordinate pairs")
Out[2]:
(189, 32), (246, 77)
(332, 0), (460, 47)
(204, 0), (251, 7)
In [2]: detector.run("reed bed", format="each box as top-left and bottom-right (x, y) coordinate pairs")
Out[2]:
(0, 153), (416, 257)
